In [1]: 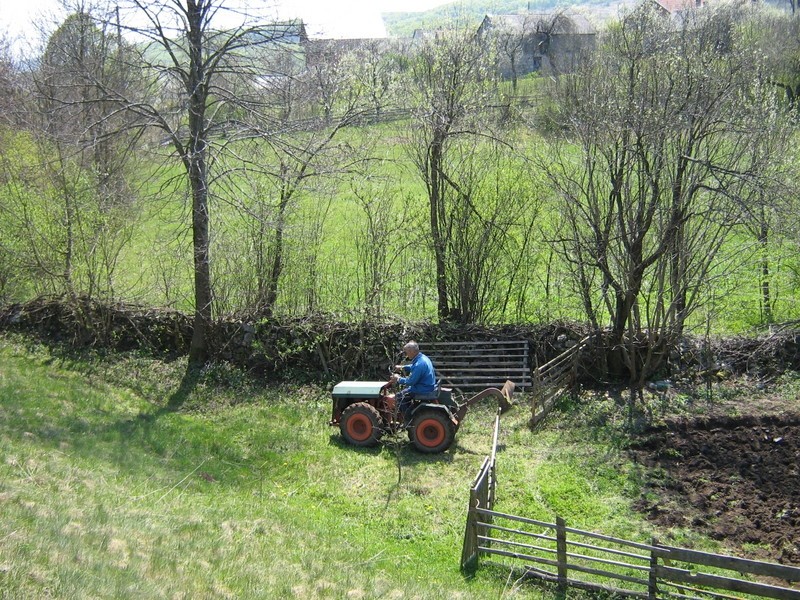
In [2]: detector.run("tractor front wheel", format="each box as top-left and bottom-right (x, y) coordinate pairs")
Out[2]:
(409, 409), (455, 453)
(340, 402), (383, 447)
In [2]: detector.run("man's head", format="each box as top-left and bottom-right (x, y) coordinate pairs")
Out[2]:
(403, 340), (420, 360)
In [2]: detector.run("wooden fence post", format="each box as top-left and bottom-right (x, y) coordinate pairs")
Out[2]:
(649, 537), (659, 599)
(488, 410), (500, 510)
(556, 516), (568, 593)
(530, 367), (544, 427)
(570, 341), (580, 398)
(460, 490), (479, 571)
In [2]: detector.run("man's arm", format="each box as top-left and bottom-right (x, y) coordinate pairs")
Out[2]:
(399, 367), (423, 388)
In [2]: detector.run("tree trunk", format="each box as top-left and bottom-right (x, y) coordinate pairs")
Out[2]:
(428, 135), (450, 321)
(759, 211), (773, 324)
(263, 194), (289, 316)
(186, 2), (212, 365)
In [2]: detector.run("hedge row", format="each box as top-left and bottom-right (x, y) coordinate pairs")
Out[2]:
(1, 297), (798, 384)
(0, 297), (589, 382)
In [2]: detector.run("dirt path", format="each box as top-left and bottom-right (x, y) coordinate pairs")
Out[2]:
(630, 414), (800, 565)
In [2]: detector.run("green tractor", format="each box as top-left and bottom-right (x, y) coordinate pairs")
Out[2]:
(330, 379), (514, 453)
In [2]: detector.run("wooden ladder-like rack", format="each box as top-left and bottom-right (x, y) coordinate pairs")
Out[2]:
(419, 339), (531, 394)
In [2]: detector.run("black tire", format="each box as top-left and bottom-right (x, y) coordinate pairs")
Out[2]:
(409, 409), (455, 453)
(340, 402), (383, 447)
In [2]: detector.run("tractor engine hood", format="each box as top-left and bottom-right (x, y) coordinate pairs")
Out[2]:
(332, 381), (387, 398)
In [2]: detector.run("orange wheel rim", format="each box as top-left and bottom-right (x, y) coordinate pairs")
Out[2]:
(346, 414), (372, 442)
(417, 418), (446, 447)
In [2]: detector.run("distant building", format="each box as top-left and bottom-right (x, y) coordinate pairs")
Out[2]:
(477, 12), (596, 79)
(294, 12), (595, 82)
(263, 19), (309, 45)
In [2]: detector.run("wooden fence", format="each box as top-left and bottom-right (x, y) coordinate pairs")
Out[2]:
(461, 414), (800, 599)
(468, 509), (800, 599)
(530, 335), (591, 427)
(460, 407), (502, 570)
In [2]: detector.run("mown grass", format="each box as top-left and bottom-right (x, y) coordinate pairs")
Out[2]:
(0, 333), (765, 599)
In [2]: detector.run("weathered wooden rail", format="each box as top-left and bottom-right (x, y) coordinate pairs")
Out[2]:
(529, 335), (591, 427)
(421, 339), (531, 394)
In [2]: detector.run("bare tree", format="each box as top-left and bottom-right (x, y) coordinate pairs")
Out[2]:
(211, 42), (371, 317)
(733, 100), (795, 326)
(493, 18), (531, 94)
(0, 35), (17, 125)
(405, 27), (541, 323)
(405, 26), (498, 321)
(442, 138), (542, 323)
(349, 174), (414, 317)
(753, 9), (800, 111)
(343, 39), (407, 121)
(82, 1), (302, 363)
(0, 36), (22, 300)
(544, 4), (788, 412)
(0, 8), (140, 303)
(486, 13), (550, 93)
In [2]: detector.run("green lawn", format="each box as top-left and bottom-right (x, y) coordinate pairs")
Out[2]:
(0, 335), (735, 598)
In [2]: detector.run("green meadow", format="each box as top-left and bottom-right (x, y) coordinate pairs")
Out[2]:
(1, 334), (762, 599)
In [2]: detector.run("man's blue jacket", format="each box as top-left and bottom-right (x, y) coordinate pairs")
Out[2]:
(399, 352), (436, 394)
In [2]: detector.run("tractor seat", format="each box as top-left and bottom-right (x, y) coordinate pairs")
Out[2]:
(414, 381), (442, 402)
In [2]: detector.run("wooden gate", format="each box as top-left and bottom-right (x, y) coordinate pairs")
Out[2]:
(530, 335), (591, 427)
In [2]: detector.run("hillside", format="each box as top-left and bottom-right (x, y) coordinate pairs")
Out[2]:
(381, 0), (790, 35)
(1, 332), (799, 598)
(382, 0), (637, 36)
(0, 334), (645, 599)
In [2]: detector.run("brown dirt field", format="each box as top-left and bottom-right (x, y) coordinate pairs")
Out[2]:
(630, 410), (800, 566)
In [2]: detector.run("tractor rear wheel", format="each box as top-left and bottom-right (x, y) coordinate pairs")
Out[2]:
(409, 409), (455, 453)
(340, 402), (383, 447)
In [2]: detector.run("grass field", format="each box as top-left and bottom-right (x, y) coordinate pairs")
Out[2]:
(0, 333), (708, 599)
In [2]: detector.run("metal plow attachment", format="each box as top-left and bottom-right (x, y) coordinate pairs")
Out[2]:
(455, 380), (515, 423)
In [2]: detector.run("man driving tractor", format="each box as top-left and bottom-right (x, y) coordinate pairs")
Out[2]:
(391, 340), (436, 423)
(331, 340), (514, 452)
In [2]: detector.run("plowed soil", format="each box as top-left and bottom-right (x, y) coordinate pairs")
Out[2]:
(631, 413), (800, 565)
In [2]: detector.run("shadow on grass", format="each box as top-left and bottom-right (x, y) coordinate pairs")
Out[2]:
(328, 432), (462, 465)
(327, 433), (384, 455)
(66, 363), (241, 489)
(121, 363), (201, 427)
(165, 363), (202, 412)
